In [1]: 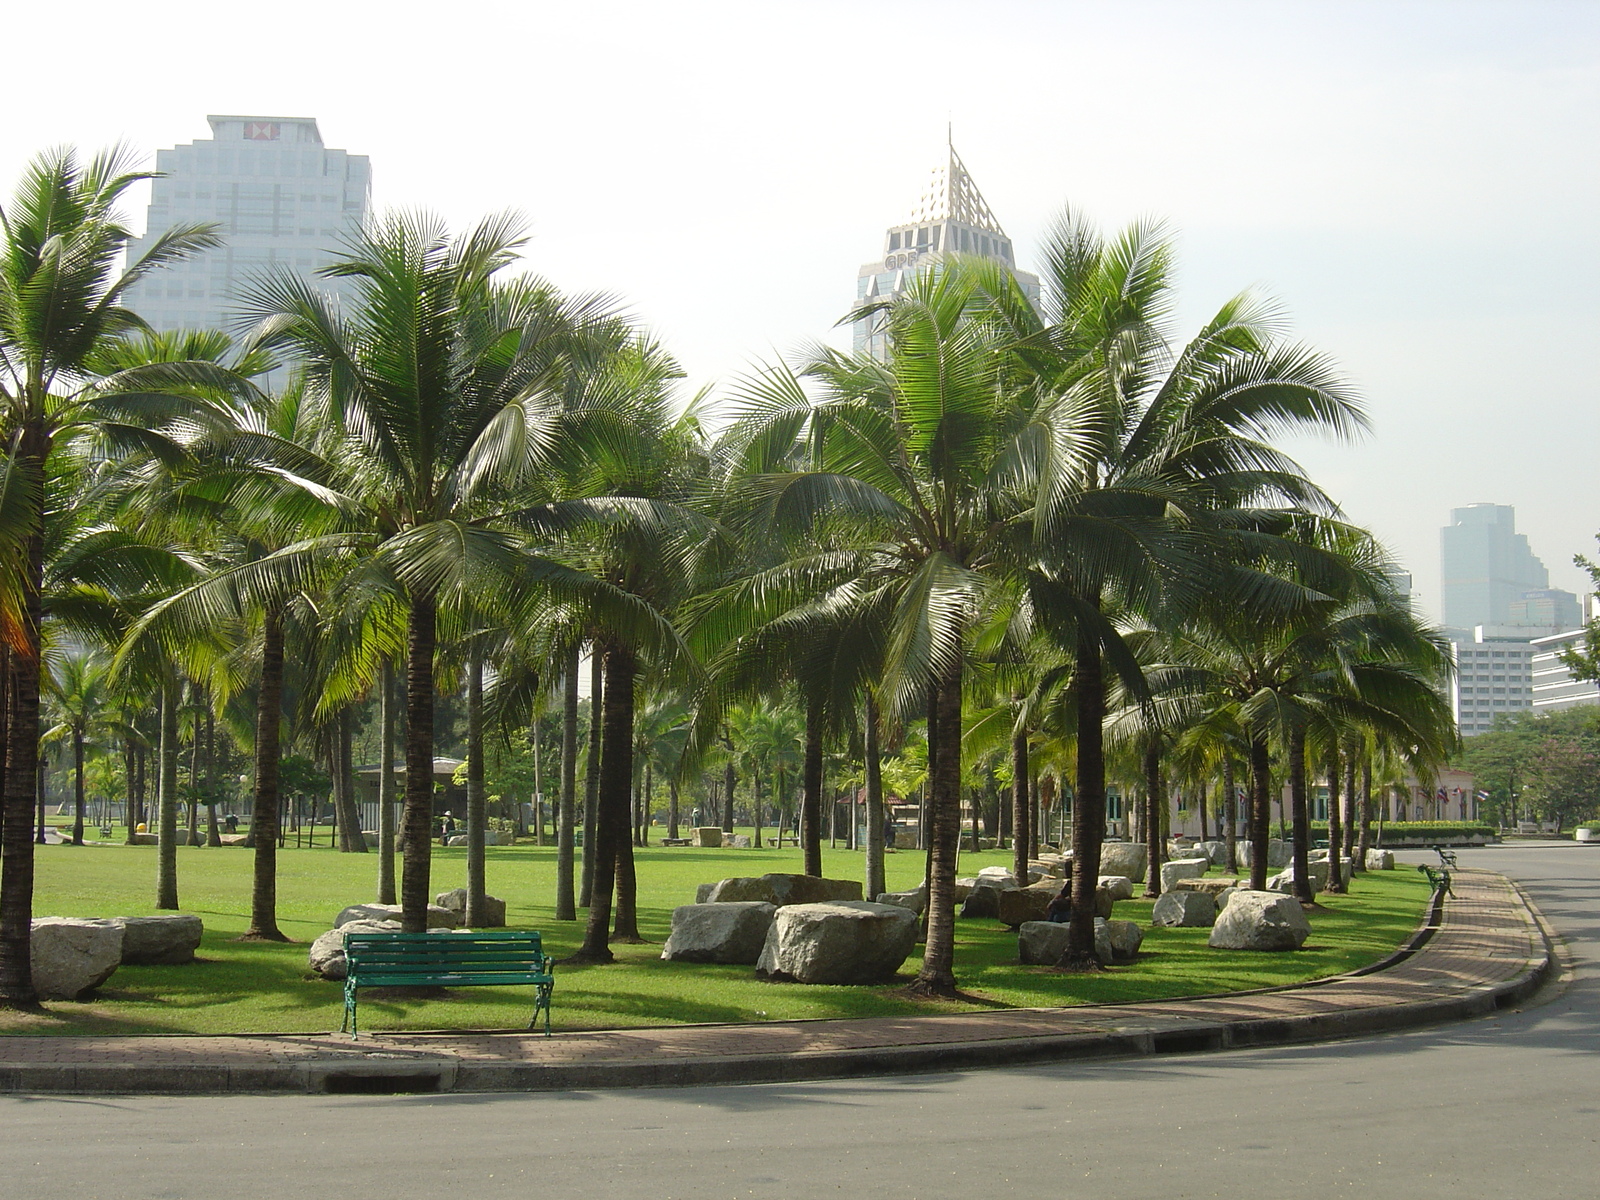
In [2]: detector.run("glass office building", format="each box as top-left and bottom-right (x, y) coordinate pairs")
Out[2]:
(123, 115), (371, 334)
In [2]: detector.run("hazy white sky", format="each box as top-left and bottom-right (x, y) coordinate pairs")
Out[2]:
(6, 0), (1597, 620)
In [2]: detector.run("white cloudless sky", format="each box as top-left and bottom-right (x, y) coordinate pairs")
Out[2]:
(5, 0), (1597, 621)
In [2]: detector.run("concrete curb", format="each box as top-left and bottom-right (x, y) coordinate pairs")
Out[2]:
(0, 873), (1553, 1096)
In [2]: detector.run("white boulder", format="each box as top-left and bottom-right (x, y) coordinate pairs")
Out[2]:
(1151, 890), (1217, 928)
(1208, 890), (1310, 951)
(113, 914), (203, 965)
(1266, 840), (1291, 869)
(661, 902), (776, 964)
(334, 903), (459, 930)
(874, 885), (927, 916)
(30, 917), (124, 999)
(435, 889), (507, 927)
(755, 901), (918, 984)
(1098, 875), (1135, 902)
(1095, 917), (1144, 964)
(1018, 920), (1071, 965)
(975, 866), (1021, 890)
(1098, 842), (1147, 883)
(1159, 857), (1210, 894)
(1366, 848), (1395, 871)
(309, 919), (401, 980)
(959, 883), (1004, 919)
(997, 880), (1063, 927)
(705, 874), (863, 907)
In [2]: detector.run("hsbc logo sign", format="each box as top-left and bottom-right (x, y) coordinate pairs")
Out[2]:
(244, 122), (280, 141)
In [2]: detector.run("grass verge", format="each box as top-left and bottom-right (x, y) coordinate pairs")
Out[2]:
(1, 831), (1431, 1037)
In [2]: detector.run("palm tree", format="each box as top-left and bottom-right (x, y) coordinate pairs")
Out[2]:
(232, 211), (661, 933)
(43, 651), (115, 845)
(711, 264), (1044, 995)
(1168, 547), (1456, 898)
(0, 146), (226, 1005)
(967, 210), (1368, 966)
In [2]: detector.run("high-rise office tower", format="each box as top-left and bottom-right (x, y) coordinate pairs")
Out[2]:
(123, 115), (371, 334)
(852, 141), (1039, 359)
(1439, 503), (1551, 631)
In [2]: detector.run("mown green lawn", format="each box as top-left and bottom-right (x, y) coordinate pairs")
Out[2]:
(1, 829), (1430, 1037)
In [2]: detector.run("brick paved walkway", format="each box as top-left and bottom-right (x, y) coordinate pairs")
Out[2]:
(0, 868), (1550, 1094)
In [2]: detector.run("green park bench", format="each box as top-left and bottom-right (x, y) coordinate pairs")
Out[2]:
(341, 929), (554, 1041)
(1417, 864), (1453, 897)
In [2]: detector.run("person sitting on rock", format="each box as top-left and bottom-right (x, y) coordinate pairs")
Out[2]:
(1046, 881), (1073, 923)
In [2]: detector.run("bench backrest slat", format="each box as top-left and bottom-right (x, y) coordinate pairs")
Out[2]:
(344, 931), (549, 980)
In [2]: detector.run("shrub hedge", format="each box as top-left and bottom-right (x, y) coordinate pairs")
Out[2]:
(1276, 821), (1497, 843)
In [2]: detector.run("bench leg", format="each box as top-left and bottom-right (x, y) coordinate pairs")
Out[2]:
(344, 982), (358, 1041)
(529, 982), (553, 1037)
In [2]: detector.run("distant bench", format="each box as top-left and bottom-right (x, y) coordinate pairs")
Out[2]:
(1417, 864), (1453, 897)
(342, 929), (554, 1040)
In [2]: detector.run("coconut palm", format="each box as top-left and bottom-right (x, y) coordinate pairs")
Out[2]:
(0, 146), (230, 1004)
(232, 210), (665, 933)
(964, 209), (1368, 966)
(1166, 547), (1457, 898)
(43, 651), (117, 845)
(708, 264), (1045, 995)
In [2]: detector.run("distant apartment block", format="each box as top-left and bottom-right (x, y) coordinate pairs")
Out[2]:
(1530, 614), (1600, 715)
(1451, 630), (1536, 736)
(123, 115), (371, 335)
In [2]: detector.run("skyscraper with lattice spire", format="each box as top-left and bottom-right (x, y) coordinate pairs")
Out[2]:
(852, 141), (1039, 358)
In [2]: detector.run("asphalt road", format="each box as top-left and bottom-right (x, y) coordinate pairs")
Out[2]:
(4, 844), (1595, 1200)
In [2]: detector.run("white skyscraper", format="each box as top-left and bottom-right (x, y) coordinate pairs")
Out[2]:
(123, 115), (371, 335)
(852, 142), (1039, 359)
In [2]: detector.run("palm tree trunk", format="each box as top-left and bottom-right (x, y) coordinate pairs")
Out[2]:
(0, 465), (45, 1009)
(667, 778), (680, 843)
(1343, 751), (1359, 871)
(1288, 725), (1313, 904)
(749, 766), (760, 848)
(800, 696), (823, 876)
(123, 734), (139, 846)
(1144, 743), (1163, 898)
(574, 644), (635, 962)
(243, 606), (287, 940)
(377, 660), (397, 904)
(186, 713), (204, 848)
(205, 706), (223, 848)
(334, 709), (365, 853)
(578, 648), (602, 908)
(400, 596), (437, 933)
(1325, 746), (1345, 894)
(156, 680), (180, 910)
(72, 729), (86, 846)
(465, 649), (487, 926)
(864, 693), (886, 901)
(555, 647), (578, 920)
(1223, 756), (1239, 874)
(915, 663), (964, 995)
(1248, 736), (1272, 891)
(1062, 633), (1106, 970)
(1197, 781), (1209, 843)
(722, 758), (736, 836)
(1355, 755), (1375, 870)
